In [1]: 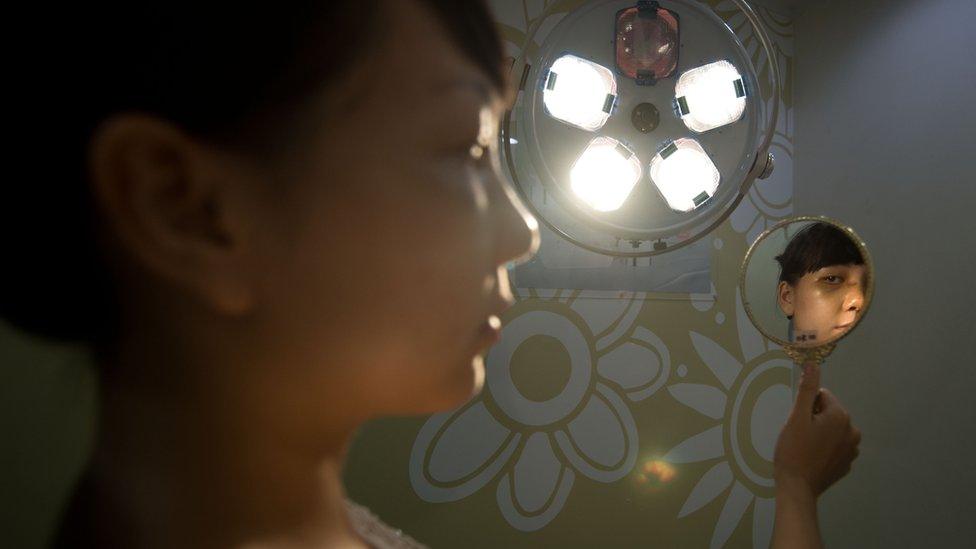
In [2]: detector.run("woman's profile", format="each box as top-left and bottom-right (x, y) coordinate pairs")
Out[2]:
(2, 1), (860, 547)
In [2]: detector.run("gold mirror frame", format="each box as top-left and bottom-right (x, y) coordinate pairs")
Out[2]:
(739, 215), (875, 365)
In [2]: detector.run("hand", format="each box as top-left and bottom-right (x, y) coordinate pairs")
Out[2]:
(773, 362), (861, 498)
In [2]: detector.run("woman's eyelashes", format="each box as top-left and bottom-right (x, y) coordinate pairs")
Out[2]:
(433, 137), (485, 166)
(462, 139), (495, 168)
(445, 106), (498, 166)
(468, 143), (487, 161)
(432, 141), (492, 182)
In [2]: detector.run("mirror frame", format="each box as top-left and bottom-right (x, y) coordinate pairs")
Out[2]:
(739, 215), (875, 364)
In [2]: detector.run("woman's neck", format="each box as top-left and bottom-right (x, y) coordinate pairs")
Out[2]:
(88, 326), (368, 549)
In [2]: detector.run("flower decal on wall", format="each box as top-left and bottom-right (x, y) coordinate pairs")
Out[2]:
(665, 289), (791, 549)
(410, 290), (670, 531)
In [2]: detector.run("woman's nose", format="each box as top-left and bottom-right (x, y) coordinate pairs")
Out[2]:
(488, 170), (539, 267)
(845, 286), (864, 311)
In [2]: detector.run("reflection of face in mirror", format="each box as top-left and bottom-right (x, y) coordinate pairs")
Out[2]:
(774, 223), (866, 345)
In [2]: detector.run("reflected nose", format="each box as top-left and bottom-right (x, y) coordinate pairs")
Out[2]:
(488, 168), (540, 268)
(845, 285), (864, 312)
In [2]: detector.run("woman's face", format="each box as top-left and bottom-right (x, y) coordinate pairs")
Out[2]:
(777, 264), (866, 344)
(235, 0), (538, 420)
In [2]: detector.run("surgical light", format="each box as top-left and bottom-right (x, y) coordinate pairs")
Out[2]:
(649, 138), (720, 213)
(570, 137), (641, 212)
(503, 0), (779, 258)
(542, 54), (617, 131)
(675, 60), (747, 133)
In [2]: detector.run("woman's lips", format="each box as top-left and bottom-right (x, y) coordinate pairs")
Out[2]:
(477, 315), (502, 347)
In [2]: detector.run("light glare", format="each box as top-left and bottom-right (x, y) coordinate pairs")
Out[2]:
(570, 137), (641, 212)
(649, 138), (720, 213)
(675, 60), (746, 133)
(543, 55), (617, 131)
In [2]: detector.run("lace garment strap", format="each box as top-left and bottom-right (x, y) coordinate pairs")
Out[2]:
(345, 500), (427, 549)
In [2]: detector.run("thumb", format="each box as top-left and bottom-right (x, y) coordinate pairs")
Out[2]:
(790, 361), (821, 421)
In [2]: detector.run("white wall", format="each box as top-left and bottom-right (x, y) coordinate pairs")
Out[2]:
(795, 0), (976, 546)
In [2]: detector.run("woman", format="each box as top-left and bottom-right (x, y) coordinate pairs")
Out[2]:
(2, 1), (859, 547)
(775, 222), (867, 345)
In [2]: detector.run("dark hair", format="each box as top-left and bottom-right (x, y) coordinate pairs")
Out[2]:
(775, 222), (864, 285)
(2, 0), (506, 345)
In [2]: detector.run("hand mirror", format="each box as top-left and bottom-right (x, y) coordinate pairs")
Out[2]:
(739, 216), (874, 364)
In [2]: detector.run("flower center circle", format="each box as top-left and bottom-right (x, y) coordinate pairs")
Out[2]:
(486, 310), (593, 427)
(729, 358), (792, 491)
(750, 384), (791, 462)
(510, 335), (572, 402)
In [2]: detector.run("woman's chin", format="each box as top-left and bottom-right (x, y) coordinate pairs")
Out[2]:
(412, 356), (484, 415)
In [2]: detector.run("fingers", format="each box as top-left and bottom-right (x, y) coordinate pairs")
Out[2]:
(790, 361), (821, 421)
(815, 388), (843, 416)
(816, 387), (838, 407)
(817, 390), (861, 466)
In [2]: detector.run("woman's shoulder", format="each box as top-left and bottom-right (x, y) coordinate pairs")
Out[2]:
(345, 500), (427, 549)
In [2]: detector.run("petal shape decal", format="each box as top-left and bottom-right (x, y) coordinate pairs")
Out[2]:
(752, 496), (776, 549)
(690, 331), (743, 391)
(597, 342), (660, 391)
(710, 481), (754, 549)
(596, 294), (645, 349)
(409, 400), (520, 503)
(678, 461), (734, 518)
(555, 384), (638, 482)
(497, 458), (576, 531)
(668, 383), (728, 420)
(426, 401), (513, 484)
(746, 216), (766, 247)
(664, 424), (725, 464)
(512, 432), (564, 514)
(626, 327), (671, 401)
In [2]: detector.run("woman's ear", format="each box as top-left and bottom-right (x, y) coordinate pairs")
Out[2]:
(777, 280), (794, 319)
(88, 114), (256, 315)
